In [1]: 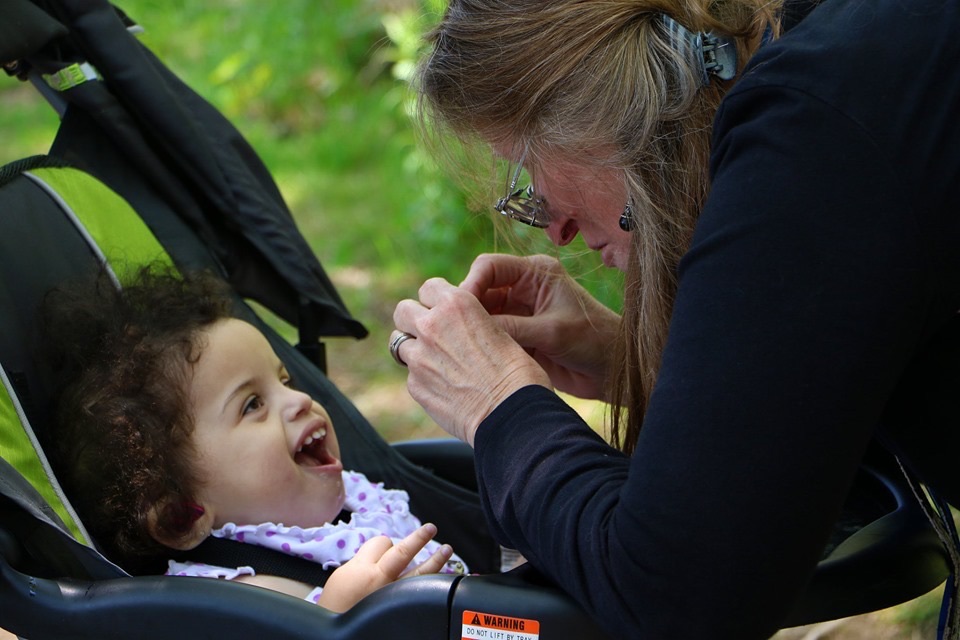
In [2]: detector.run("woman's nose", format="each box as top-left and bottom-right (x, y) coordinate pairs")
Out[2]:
(546, 219), (579, 246)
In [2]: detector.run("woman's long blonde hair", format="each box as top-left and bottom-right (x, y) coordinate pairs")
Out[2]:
(416, 0), (780, 453)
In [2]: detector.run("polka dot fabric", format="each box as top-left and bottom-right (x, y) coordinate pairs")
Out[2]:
(165, 470), (467, 602)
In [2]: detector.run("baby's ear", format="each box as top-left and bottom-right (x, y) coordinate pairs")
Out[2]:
(145, 499), (213, 551)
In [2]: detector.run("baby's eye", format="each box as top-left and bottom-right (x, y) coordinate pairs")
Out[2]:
(242, 395), (264, 416)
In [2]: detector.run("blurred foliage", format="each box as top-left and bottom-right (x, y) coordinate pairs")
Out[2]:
(0, 0), (621, 321)
(117, 0), (489, 285)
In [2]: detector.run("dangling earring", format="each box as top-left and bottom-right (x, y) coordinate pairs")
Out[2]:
(619, 202), (634, 232)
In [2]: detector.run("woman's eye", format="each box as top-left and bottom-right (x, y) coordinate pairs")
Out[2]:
(242, 395), (264, 416)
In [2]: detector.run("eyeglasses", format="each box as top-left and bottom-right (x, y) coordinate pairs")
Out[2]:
(494, 147), (550, 228)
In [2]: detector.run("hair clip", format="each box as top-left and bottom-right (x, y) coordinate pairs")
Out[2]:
(660, 15), (738, 86)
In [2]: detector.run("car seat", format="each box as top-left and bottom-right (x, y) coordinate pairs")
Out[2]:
(0, 154), (613, 639)
(0, 1), (952, 638)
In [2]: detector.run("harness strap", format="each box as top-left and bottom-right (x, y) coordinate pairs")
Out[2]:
(175, 510), (352, 589)
(178, 536), (336, 588)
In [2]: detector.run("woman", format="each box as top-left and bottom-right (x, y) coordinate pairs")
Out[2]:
(392, 0), (960, 637)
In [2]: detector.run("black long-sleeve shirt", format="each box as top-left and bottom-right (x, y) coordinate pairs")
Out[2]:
(473, 0), (960, 637)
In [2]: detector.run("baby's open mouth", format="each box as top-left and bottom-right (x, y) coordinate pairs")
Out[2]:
(294, 427), (337, 467)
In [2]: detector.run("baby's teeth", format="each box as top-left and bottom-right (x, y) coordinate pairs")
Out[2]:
(298, 429), (325, 451)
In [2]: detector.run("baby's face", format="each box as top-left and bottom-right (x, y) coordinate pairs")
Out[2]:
(188, 318), (345, 529)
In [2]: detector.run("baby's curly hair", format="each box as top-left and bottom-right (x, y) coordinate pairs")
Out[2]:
(40, 265), (235, 573)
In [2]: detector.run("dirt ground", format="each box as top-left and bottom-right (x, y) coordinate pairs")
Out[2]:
(774, 608), (938, 640)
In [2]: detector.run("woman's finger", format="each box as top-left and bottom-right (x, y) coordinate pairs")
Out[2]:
(393, 297), (426, 333)
(416, 277), (458, 310)
(459, 253), (535, 296)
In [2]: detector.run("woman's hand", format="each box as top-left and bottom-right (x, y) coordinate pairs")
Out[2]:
(393, 277), (552, 445)
(460, 254), (621, 400)
(316, 523), (453, 613)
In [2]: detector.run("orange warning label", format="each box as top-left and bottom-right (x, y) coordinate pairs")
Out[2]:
(461, 611), (540, 640)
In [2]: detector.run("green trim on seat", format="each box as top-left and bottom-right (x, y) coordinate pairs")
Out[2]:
(0, 165), (177, 544)
(26, 166), (173, 280)
(0, 366), (86, 542)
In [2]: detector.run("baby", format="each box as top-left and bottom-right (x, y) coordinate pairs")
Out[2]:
(40, 265), (465, 612)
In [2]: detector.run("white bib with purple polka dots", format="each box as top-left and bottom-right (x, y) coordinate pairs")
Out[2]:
(166, 469), (466, 603)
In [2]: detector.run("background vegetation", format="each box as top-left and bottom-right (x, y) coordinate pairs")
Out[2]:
(0, 0), (620, 438)
(0, 1), (941, 634)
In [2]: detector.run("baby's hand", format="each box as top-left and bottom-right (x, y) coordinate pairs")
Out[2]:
(315, 523), (454, 613)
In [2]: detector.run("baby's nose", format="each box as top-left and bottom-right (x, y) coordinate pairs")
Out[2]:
(283, 388), (314, 421)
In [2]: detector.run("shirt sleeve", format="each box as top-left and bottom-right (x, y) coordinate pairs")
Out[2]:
(473, 83), (935, 639)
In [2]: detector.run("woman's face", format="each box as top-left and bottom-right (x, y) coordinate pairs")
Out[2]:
(501, 146), (633, 271)
(188, 319), (345, 529)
